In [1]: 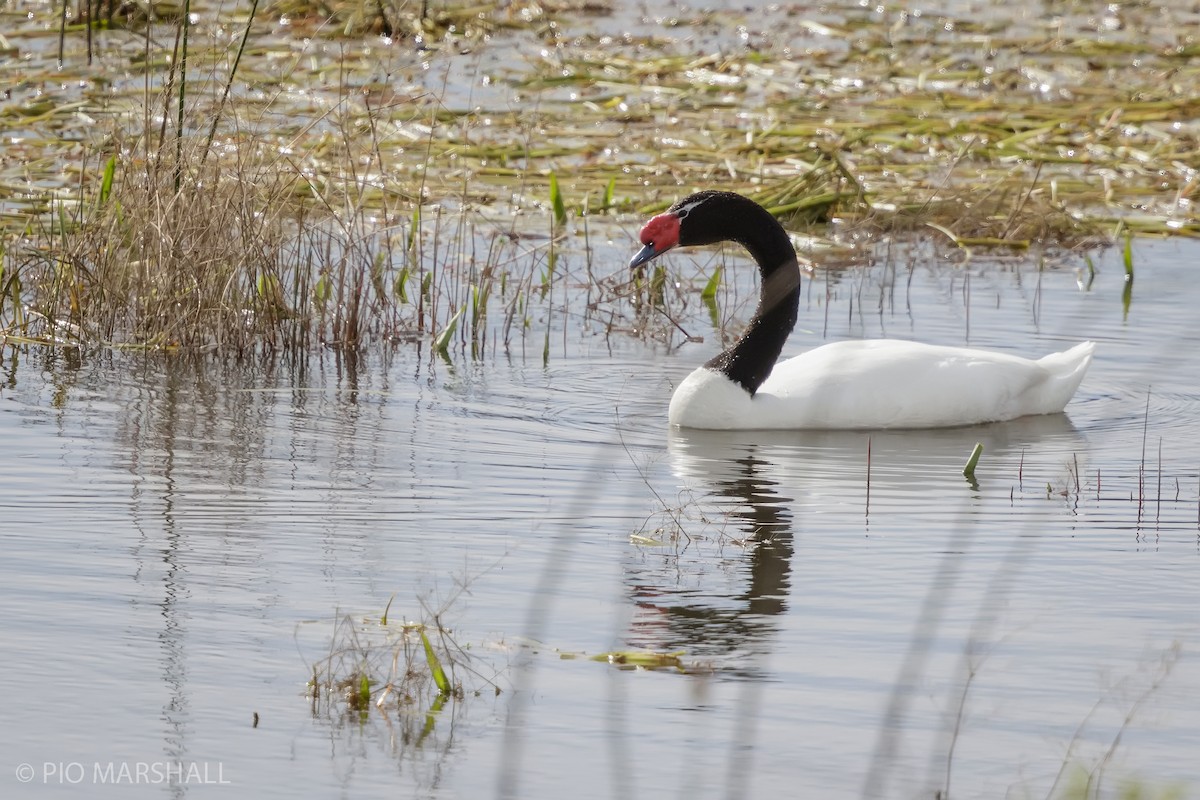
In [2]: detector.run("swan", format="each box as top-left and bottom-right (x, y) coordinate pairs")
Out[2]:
(630, 190), (1094, 430)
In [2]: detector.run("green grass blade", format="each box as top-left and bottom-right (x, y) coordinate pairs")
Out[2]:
(313, 274), (330, 307)
(963, 442), (983, 479)
(98, 156), (116, 206)
(394, 266), (410, 304)
(408, 206), (421, 253)
(419, 627), (450, 695)
(701, 265), (722, 300)
(470, 282), (490, 330)
(549, 171), (566, 226)
(434, 305), (463, 356)
(702, 292), (721, 330)
(603, 177), (615, 210)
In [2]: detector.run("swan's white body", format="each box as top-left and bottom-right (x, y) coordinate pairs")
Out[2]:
(669, 339), (1095, 430)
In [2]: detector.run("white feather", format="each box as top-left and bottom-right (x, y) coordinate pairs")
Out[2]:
(669, 340), (1095, 430)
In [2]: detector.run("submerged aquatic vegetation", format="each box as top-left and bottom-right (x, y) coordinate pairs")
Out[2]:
(306, 604), (495, 720)
(3, 0), (1200, 350)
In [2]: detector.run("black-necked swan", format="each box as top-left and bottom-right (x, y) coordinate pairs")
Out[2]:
(629, 190), (1094, 430)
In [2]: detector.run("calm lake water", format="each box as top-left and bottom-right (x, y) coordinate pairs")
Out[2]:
(2, 227), (1198, 799)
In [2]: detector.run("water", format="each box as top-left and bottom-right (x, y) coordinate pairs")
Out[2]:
(1, 228), (1198, 798)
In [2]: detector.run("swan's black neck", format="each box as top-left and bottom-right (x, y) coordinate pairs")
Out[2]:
(675, 191), (801, 395)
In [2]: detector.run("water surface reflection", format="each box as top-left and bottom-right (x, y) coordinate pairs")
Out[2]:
(627, 451), (794, 658)
(3, 241), (1200, 800)
(626, 413), (1087, 661)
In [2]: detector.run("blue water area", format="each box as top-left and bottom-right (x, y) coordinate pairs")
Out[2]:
(1, 233), (1198, 799)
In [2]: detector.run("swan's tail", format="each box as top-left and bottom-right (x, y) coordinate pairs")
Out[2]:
(1033, 341), (1095, 413)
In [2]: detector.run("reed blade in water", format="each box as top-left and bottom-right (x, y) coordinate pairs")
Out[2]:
(963, 443), (984, 480)
(602, 176), (615, 211)
(98, 156), (116, 207)
(420, 628), (450, 695)
(394, 267), (410, 305)
(434, 305), (463, 357)
(701, 266), (722, 301)
(549, 171), (567, 227)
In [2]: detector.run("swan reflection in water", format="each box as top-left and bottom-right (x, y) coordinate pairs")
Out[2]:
(623, 413), (1087, 661)
(624, 440), (795, 660)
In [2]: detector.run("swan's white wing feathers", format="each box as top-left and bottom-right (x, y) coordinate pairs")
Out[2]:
(670, 340), (1094, 430)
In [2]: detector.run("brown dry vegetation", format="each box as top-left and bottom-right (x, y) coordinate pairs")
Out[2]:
(2, 0), (1199, 351)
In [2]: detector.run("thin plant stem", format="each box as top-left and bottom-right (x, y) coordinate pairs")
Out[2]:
(865, 436), (871, 518)
(174, 0), (192, 194)
(201, 0), (262, 171)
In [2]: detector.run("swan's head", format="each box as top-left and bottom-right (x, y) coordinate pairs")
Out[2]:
(629, 191), (756, 270)
(629, 209), (681, 269)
